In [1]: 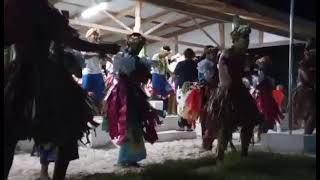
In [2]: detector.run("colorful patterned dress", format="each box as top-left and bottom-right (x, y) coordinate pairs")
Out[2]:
(105, 52), (160, 165)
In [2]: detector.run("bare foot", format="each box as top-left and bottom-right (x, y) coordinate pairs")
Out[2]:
(230, 146), (237, 152)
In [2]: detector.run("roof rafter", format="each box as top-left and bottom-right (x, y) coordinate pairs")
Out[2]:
(143, 10), (171, 24)
(191, 17), (219, 46)
(69, 19), (206, 48)
(163, 20), (216, 38)
(98, 5), (136, 26)
(143, 0), (315, 40)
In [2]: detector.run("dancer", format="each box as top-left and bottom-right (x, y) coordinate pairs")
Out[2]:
(82, 28), (107, 107)
(197, 46), (219, 150)
(150, 46), (174, 113)
(173, 48), (198, 131)
(254, 56), (283, 141)
(33, 48), (86, 180)
(201, 49), (237, 152)
(205, 24), (261, 161)
(292, 39), (316, 134)
(4, 1), (120, 179)
(105, 33), (161, 167)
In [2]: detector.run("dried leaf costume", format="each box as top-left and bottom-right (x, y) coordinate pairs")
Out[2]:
(292, 39), (316, 134)
(205, 25), (261, 160)
(4, 0), (120, 178)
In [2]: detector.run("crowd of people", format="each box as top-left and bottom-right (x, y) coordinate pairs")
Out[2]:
(4, 0), (315, 179)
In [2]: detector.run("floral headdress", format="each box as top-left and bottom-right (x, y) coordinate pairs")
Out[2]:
(230, 25), (251, 42)
(86, 28), (100, 38)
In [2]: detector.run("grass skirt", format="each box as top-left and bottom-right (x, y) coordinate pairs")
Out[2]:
(206, 84), (261, 138)
(4, 60), (92, 145)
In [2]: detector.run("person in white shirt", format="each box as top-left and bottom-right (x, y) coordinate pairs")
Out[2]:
(82, 28), (106, 104)
(150, 46), (174, 113)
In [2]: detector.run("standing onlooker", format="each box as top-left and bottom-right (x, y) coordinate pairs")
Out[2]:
(173, 48), (198, 131)
(197, 45), (218, 84)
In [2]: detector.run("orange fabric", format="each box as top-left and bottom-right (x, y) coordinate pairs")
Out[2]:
(183, 88), (202, 123)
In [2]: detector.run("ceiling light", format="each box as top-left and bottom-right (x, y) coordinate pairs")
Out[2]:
(81, 2), (108, 19)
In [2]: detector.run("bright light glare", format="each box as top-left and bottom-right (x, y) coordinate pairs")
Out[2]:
(81, 2), (108, 19)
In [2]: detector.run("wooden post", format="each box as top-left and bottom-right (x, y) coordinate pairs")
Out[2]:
(133, 0), (142, 33)
(258, 30), (264, 44)
(144, 41), (147, 56)
(218, 23), (225, 48)
(174, 35), (178, 54)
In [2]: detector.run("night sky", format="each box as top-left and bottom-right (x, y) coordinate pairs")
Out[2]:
(253, 0), (316, 22)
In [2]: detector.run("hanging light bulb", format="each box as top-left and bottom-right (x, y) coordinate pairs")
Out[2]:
(81, 2), (108, 19)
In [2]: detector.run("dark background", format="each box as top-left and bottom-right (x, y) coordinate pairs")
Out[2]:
(246, 0), (315, 93)
(254, 0), (316, 22)
(247, 44), (305, 93)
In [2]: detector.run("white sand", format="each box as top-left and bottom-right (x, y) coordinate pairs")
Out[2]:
(9, 138), (215, 180)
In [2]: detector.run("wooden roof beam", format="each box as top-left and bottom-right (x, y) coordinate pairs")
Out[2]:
(143, 10), (171, 24)
(194, 2), (315, 38)
(223, 0), (316, 30)
(144, 18), (170, 35)
(70, 19), (132, 35)
(123, 15), (189, 29)
(99, 15), (190, 39)
(197, 1), (315, 38)
(163, 20), (216, 38)
(98, 5), (136, 25)
(150, 16), (191, 35)
(69, 19), (206, 48)
(191, 17), (219, 46)
(101, 10), (133, 32)
(184, 0), (315, 31)
(143, 0), (312, 40)
(147, 20), (216, 45)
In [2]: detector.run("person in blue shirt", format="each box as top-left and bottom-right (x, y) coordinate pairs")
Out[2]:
(197, 46), (218, 85)
(197, 46), (220, 149)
